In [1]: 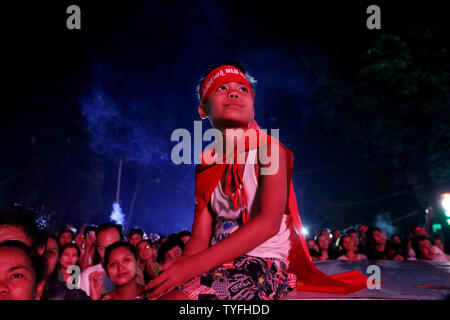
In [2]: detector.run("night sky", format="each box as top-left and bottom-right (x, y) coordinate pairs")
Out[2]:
(1, 1), (449, 238)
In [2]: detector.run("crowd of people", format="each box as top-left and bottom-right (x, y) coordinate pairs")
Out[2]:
(306, 224), (449, 263)
(0, 204), (448, 300)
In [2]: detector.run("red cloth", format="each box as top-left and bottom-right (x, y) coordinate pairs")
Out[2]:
(194, 120), (369, 294)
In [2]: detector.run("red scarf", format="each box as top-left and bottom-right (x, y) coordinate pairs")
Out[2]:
(194, 120), (369, 294)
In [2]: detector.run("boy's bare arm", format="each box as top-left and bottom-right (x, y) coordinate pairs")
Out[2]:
(183, 205), (213, 256)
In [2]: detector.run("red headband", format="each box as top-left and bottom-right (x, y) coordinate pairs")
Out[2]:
(200, 65), (254, 104)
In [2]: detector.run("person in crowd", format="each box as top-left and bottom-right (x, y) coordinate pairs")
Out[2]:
(43, 237), (91, 300)
(306, 238), (320, 261)
(137, 239), (159, 283)
(156, 235), (185, 267)
(79, 222), (122, 298)
(45, 236), (59, 280)
(157, 235), (168, 248)
(58, 243), (81, 284)
(315, 233), (332, 261)
(344, 227), (364, 253)
(390, 234), (401, 245)
(386, 236), (405, 261)
(57, 229), (74, 247)
(74, 231), (84, 253)
(407, 226), (447, 261)
(337, 235), (368, 261)
(90, 241), (147, 300)
(331, 229), (341, 246)
(127, 227), (146, 247)
(0, 240), (45, 300)
(319, 228), (340, 258)
(0, 205), (47, 256)
(411, 235), (450, 262)
(365, 227), (390, 260)
(177, 230), (192, 245)
(79, 225), (98, 271)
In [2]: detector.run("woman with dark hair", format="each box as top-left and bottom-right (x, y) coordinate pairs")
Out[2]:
(337, 235), (367, 261)
(90, 241), (147, 300)
(0, 240), (45, 300)
(365, 227), (389, 260)
(58, 243), (81, 284)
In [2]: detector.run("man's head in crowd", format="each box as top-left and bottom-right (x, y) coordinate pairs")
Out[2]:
(0, 240), (45, 300)
(412, 235), (435, 261)
(331, 229), (341, 243)
(127, 227), (145, 247)
(0, 205), (47, 255)
(57, 229), (74, 247)
(96, 223), (122, 263)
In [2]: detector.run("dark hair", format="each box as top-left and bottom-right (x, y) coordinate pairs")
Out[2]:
(157, 236), (185, 263)
(83, 224), (98, 237)
(59, 242), (81, 258)
(411, 235), (431, 258)
(0, 205), (48, 253)
(97, 222), (123, 239)
(102, 241), (138, 272)
(127, 227), (145, 239)
(0, 240), (44, 284)
(196, 60), (257, 103)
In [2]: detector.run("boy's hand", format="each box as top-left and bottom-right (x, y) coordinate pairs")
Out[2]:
(145, 256), (195, 298)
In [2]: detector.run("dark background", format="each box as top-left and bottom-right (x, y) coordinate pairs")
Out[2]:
(1, 1), (449, 243)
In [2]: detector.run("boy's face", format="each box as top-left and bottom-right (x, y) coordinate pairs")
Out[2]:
(201, 81), (254, 129)
(96, 228), (121, 262)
